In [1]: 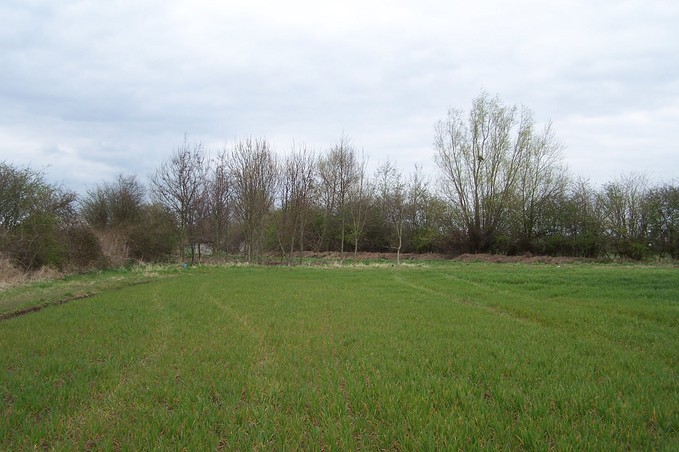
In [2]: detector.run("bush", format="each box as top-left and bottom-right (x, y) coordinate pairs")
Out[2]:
(10, 213), (65, 270)
(65, 223), (108, 271)
(614, 239), (649, 261)
(127, 205), (179, 262)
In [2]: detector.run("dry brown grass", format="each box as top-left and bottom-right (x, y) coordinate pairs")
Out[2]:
(0, 258), (25, 289)
(0, 258), (64, 290)
(95, 229), (129, 267)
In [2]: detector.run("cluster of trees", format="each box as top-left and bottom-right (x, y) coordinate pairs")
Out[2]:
(434, 94), (678, 260)
(136, 135), (449, 265)
(1, 93), (677, 273)
(0, 163), (102, 271)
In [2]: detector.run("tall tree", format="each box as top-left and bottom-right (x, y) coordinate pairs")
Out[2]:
(347, 150), (371, 257)
(647, 183), (679, 259)
(374, 160), (406, 263)
(206, 149), (232, 255)
(600, 173), (650, 259)
(405, 165), (435, 253)
(513, 120), (569, 249)
(317, 136), (358, 260)
(434, 92), (557, 252)
(277, 144), (316, 264)
(149, 137), (207, 262)
(316, 152), (339, 252)
(229, 138), (278, 263)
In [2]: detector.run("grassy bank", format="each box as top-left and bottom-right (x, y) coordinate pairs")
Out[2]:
(0, 264), (185, 320)
(1, 262), (677, 449)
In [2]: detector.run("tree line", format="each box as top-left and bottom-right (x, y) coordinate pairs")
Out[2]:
(1, 93), (677, 273)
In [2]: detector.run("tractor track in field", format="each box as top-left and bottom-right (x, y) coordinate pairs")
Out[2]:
(392, 271), (539, 327)
(0, 293), (95, 321)
(0, 280), (157, 322)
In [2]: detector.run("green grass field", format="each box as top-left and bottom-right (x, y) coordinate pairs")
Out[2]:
(1, 262), (678, 449)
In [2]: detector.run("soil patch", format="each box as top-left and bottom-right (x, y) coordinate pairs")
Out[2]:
(453, 253), (590, 264)
(286, 251), (450, 261)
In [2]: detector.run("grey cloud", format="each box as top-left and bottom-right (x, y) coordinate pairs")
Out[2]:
(1, 0), (678, 192)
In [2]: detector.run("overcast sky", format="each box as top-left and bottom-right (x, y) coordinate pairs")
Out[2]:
(1, 0), (677, 194)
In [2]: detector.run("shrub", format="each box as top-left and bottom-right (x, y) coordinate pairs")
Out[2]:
(127, 204), (179, 262)
(65, 223), (108, 271)
(614, 239), (649, 261)
(10, 213), (65, 270)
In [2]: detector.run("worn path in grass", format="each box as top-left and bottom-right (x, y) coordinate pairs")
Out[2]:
(0, 265), (182, 320)
(1, 263), (677, 449)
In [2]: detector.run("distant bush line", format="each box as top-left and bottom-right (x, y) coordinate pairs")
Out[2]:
(2, 94), (677, 275)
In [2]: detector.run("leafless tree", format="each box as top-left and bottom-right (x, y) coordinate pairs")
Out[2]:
(375, 160), (406, 263)
(228, 138), (278, 263)
(600, 173), (650, 259)
(317, 135), (358, 260)
(434, 92), (541, 252)
(545, 177), (606, 258)
(206, 149), (232, 255)
(277, 144), (316, 264)
(647, 182), (679, 258)
(81, 174), (145, 229)
(400, 164), (441, 255)
(80, 174), (147, 264)
(347, 150), (371, 257)
(513, 120), (569, 246)
(405, 165), (431, 241)
(149, 137), (207, 262)
(316, 154), (338, 252)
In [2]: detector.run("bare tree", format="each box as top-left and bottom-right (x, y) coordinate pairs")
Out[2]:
(600, 173), (650, 259)
(375, 160), (406, 263)
(149, 137), (207, 263)
(317, 135), (358, 260)
(316, 153), (339, 252)
(647, 182), (679, 259)
(513, 120), (569, 248)
(434, 92), (543, 252)
(277, 144), (316, 264)
(206, 149), (232, 255)
(81, 174), (145, 229)
(229, 138), (278, 263)
(552, 178), (606, 258)
(405, 165), (434, 252)
(80, 174), (147, 264)
(347, 150), (371, 257)
(80, 184), (109, 230)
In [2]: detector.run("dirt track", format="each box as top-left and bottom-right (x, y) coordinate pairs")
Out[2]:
(281, 251), (588, 264)
(453, 253), (590, 264)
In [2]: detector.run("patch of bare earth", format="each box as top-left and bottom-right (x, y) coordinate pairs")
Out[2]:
(271, 251), (585, 264)
(454, 253), (589, 264)
(294, 251), (449, 261)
